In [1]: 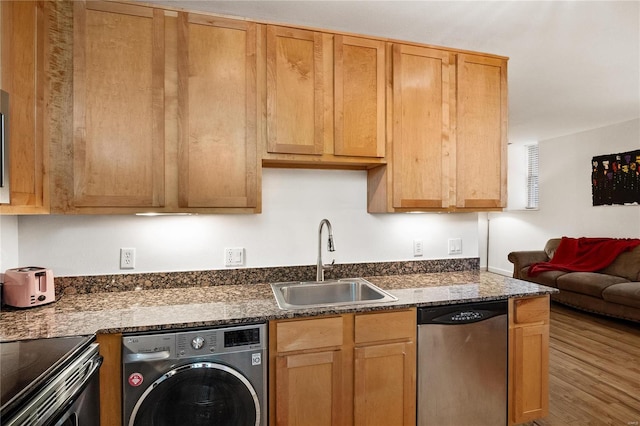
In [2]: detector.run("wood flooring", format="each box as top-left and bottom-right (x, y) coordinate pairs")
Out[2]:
(533, 303), (640, 426)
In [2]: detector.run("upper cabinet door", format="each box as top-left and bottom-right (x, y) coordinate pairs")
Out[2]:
(73, 1), (165, 208)
(456, 53), (508, 209)
(0, 1), (47, 213)
(266, 26), (325, 156)
(334, 35), (385, 158)
(177, 14), (258, 208)
(392, 45), (453, 210)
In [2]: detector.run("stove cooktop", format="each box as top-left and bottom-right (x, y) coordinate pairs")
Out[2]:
(0, 335), (94, 417)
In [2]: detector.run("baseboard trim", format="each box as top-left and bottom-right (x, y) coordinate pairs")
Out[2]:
(488, 266), (512, 277)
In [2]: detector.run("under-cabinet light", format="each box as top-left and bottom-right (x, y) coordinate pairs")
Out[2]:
(135, 212), (195, 216)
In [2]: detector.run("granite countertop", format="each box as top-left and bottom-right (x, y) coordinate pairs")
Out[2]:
(0, 271), (556, 342)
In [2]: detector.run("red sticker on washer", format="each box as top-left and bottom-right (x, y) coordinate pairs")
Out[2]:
(128, 372), (144, 387)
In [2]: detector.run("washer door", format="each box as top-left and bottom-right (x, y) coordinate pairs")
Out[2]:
(129, 362), (260, 426)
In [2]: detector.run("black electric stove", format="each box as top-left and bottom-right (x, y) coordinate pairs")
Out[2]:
(0, 335), (100, 424)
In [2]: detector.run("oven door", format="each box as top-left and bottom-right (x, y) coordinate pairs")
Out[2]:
(50, 358), (101, 426)
(2, 344), (102, 426)
(128, 362), (260, 426)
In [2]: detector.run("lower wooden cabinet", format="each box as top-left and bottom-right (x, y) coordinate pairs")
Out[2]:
(508, 295), (550, 425)
(276, 349), (345, 425)
(271, 316), (348, 426)
(269, 309), (416, 426)
(353, 308), (416, 426)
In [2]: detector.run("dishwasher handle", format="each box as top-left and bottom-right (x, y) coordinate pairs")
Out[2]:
(418, 300), (507, 325)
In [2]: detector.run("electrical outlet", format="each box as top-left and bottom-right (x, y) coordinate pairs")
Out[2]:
(448, 238), (462, 255)
(225, 248), (245, 267)
(120, 248), (136, 269)
(413, 239), (423, 257)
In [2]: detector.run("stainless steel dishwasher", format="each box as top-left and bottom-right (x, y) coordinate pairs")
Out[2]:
(417, 300), (508, 426)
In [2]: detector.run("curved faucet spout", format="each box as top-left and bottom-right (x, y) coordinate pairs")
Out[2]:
(317, 219), (335, 282)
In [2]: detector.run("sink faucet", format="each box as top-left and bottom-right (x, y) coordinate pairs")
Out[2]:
(317, 219), (335, 282)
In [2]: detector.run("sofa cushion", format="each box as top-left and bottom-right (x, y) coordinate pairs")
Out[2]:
(556, 272), (629, 298)
(602, 282), (640, 309)
(599, 245), (640, 281)
(520, 268), (566, 288)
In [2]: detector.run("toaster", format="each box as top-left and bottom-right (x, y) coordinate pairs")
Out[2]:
(3, 267), (55, 308)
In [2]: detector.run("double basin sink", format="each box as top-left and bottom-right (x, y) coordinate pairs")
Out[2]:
(270, 278), (397, 310)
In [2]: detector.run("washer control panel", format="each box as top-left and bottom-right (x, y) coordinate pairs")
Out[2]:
(123, 323), (266, 362)
(176, 331), (218, 357)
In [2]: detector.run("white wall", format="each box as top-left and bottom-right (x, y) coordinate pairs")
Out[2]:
(0, 215), (19, 273)
(489, 118), (640, 276)
(10, 169), (479, 276)
(506, 143), (529, 210)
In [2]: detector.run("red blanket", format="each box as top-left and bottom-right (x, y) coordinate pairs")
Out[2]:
(528, 237), (640, 276)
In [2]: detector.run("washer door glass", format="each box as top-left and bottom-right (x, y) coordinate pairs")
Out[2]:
(130, 362), (259, 426)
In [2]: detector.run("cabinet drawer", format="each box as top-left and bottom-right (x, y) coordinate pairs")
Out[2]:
(355, 309), (415, 344)
(513, 296), (549, 325)
(276, 317), (344, 352)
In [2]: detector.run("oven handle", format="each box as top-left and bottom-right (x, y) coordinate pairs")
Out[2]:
(45, 353), (103, 426)
(80, 353), (103, 387)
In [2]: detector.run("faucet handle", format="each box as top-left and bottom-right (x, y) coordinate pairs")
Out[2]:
(324, 259), (335, 269)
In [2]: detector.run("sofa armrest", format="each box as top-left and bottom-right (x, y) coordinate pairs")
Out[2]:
(507, 250), (549, 279)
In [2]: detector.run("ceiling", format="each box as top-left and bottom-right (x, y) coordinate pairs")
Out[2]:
(148, 0), (640, 145)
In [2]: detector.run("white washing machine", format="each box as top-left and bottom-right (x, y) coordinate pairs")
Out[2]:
(122, 323), (267, 426)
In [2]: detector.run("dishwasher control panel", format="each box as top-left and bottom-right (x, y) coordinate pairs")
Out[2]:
(450, 310), (484, 322)
(418, 300), (508, 325)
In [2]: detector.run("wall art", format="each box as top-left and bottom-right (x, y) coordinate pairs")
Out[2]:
(592, 149), (640, 206)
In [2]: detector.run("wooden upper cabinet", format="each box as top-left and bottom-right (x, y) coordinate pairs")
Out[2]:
(66, 4), (259, 213)
(266, 26), (325, 156)
(455, 53), (507, 209)
(73, 1), (164, 208)
(370, 48), (507, 213)
(262, 30), (386, 168)
(0, 1), (47, 213)
(391, 45), (453, 210)
(177, 13), (258, 208)
(47, 0), (506, 214)
(334, 35), (385, 158)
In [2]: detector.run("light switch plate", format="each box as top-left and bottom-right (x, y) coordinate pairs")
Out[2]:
(448, 238), (462, 255)
(413, 239), (423, 257)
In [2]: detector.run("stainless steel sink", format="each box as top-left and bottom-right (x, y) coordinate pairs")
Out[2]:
(270, 278), (397, 310)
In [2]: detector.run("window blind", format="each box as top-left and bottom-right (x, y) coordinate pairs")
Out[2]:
(526, 144), (539, 209)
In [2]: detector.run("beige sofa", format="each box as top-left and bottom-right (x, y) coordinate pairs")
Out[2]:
(508, 238), (640, 322)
